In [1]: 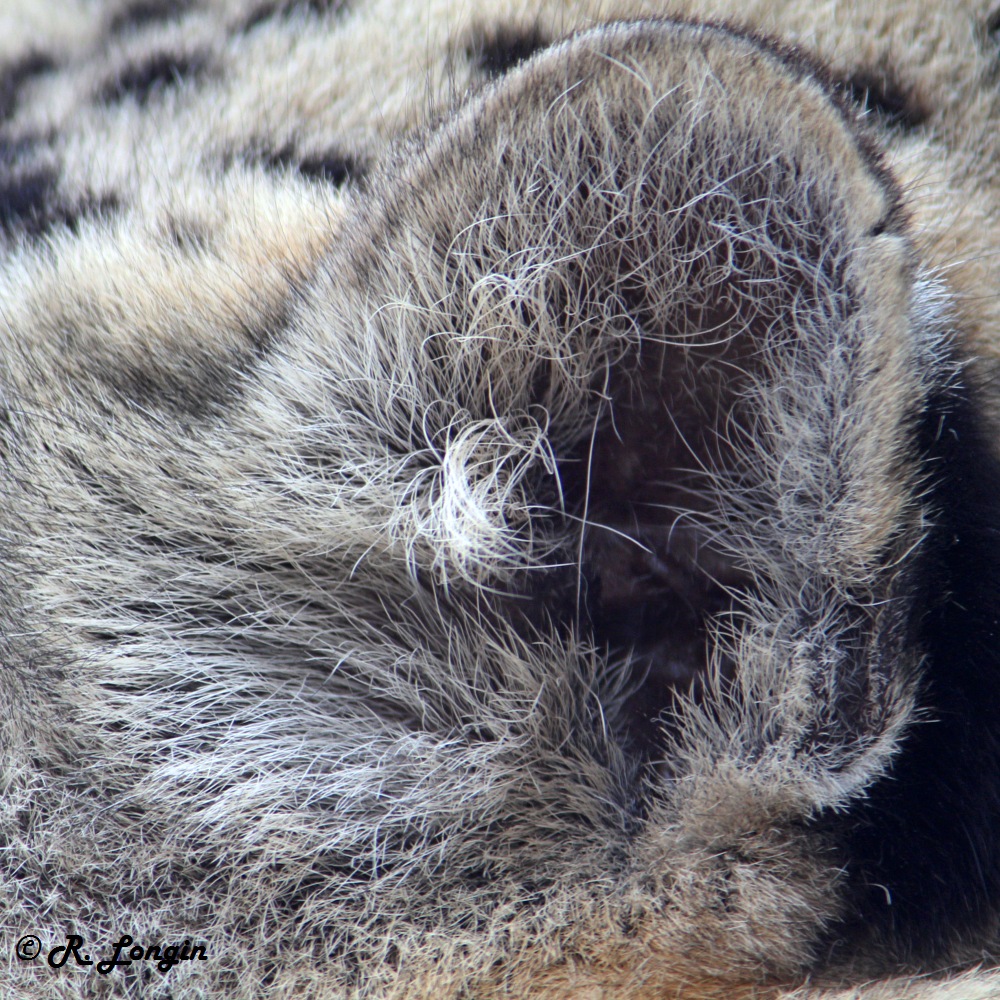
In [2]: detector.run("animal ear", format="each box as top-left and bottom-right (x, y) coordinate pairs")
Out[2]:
(308, 19), (1000, 974)
(338, 20), (931, 792)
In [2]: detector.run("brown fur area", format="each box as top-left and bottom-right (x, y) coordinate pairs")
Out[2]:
(2, 2), (1000, 999)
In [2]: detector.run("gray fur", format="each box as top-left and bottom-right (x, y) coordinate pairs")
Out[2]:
(2, 2), (1000, 998)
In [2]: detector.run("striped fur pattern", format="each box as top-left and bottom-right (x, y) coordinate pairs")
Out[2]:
(2, 1), (1000, 998)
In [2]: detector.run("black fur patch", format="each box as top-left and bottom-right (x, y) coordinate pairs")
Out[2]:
(0, 142), (116, 238)
(466, 25), (550, 78)
(111, 360), (224, 418)
(240, 0), (349, 32)
(0, 53), (56, 120)
(0, 162), (119, 238)
(0, 163), (57, 231)
(99, 51), (209, 105)
(988, 7), (1000, 36)
(248, 143), (365, 186)
(836, 71), (929, 129)
(297, 153), (363, 185)
(109, 0), (193, 34)
(826, 372), (1000, 963)
(47, 194), (122, 237)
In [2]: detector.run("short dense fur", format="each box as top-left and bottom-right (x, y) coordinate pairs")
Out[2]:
(2, 2), (1000, 998)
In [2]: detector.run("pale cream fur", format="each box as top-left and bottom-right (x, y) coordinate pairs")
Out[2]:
(1, 3), (999, 999)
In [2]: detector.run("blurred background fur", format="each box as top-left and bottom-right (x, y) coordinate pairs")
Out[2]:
(2, 2), (1000, 997)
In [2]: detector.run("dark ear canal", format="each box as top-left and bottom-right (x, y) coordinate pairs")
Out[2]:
(553, 340), (753, 760)
(828, 373), (1000, 963)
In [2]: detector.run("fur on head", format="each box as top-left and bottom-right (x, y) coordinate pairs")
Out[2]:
(2, 3), (1000, 999)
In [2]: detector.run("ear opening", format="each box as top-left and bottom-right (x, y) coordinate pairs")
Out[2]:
(555, 333), (755, 758)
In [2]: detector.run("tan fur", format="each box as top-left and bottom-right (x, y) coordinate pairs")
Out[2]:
(2, 2), (1000, 999)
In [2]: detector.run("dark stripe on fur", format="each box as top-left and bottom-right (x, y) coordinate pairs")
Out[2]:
(109, 0), (193, 34)
(41, 192), (120, 236)
(465, 25), (551, 79)
(251, 143), (366, 186)
(0, 163), (56, 231)
(89, 312), (288, 418)
(0, 53), (56, 120)
(836, 71), (929, 130)
(99, 51), (210, 105)
(240, 0), (349, 32)
(296, 152), (364, 186)
(0, 186), (120, 237)
(0, 146), (117, 237)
